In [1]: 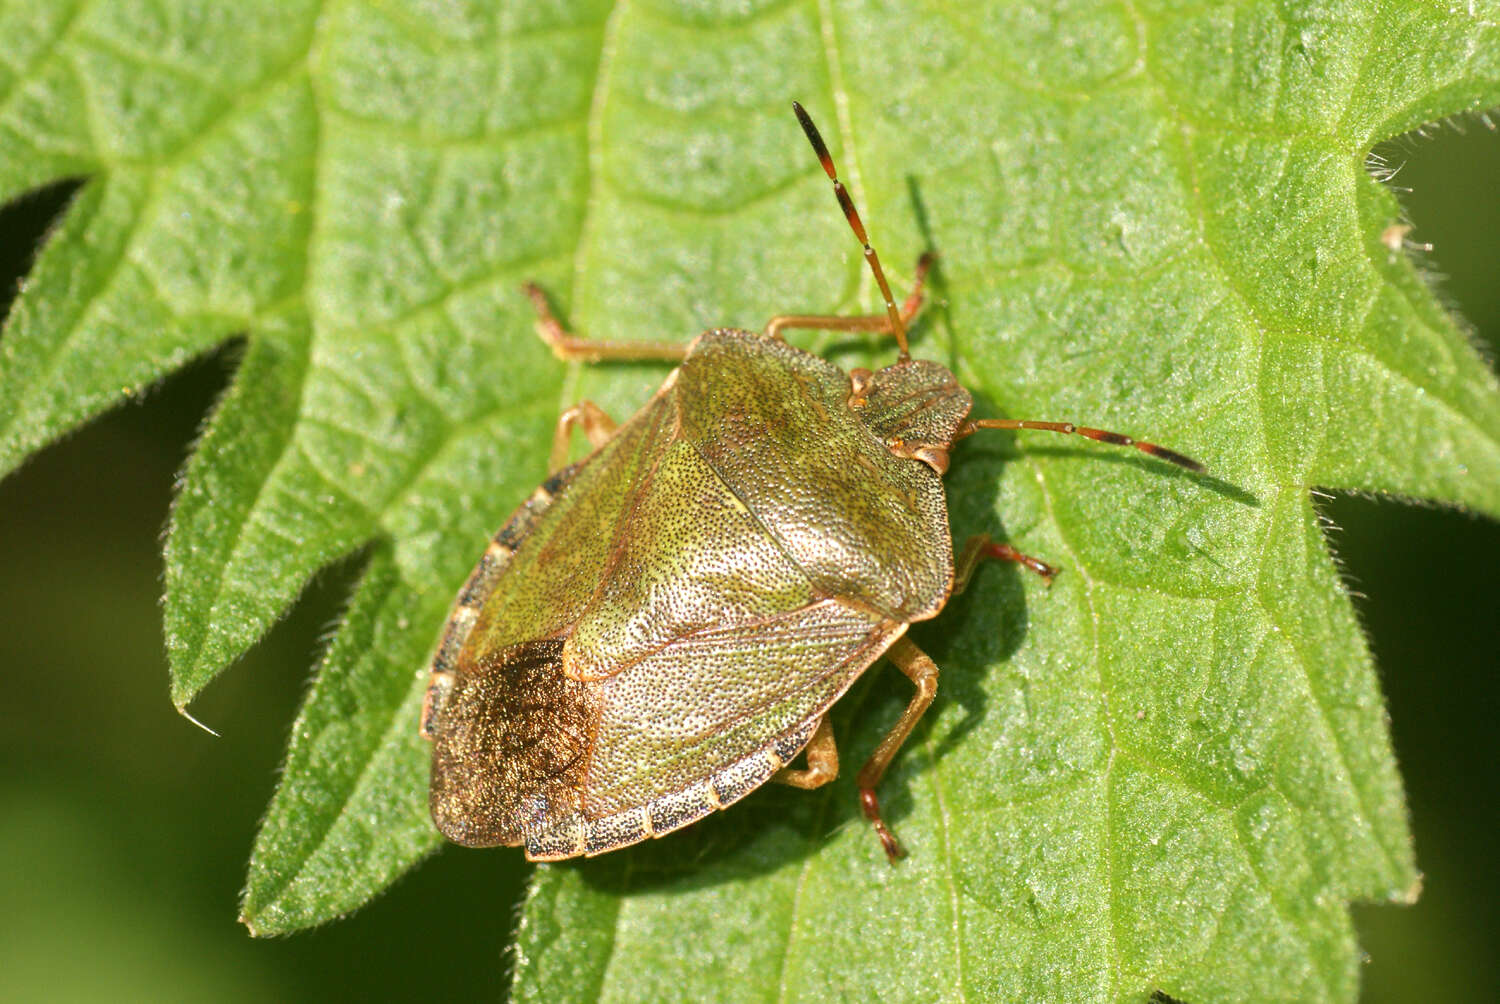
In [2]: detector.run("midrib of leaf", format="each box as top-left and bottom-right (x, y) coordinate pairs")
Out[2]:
(568, 0), (623, 317)
(1024, 456), (1119, 998)
(770, 6), (936, 994)
(769, 674), (871, 1004)
(919, 723), (970, 1001)
(774, 855), (816, 1004)
(595, 856), (629, 1002)
(808, 0), (905, 339)
(813, 0), (866, 242)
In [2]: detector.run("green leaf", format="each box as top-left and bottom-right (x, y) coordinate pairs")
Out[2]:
(1, 0), (1496, 998)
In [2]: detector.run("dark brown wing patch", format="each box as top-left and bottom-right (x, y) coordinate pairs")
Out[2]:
(427, 639), (600, 848)
(422, 467), (583, 741)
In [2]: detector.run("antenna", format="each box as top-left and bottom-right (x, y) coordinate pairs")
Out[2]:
(790, 102), (1204, 475)
(792, 101), (910, 360)
(962, 419), (1205, 472)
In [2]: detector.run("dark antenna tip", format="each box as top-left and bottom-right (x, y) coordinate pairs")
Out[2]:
(792, 101), (835, 179)
(965, 418), (1206, 474)
(790, 101), (910, 359)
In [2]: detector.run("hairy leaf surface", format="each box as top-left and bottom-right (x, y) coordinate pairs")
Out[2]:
(1, 1), (1496, 1000)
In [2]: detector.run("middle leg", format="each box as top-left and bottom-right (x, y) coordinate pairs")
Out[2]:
(523, 282), (689, 364)
(773, 717), (839, 790)
(549, 401), (616, 474)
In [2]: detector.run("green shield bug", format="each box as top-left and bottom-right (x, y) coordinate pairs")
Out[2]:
(421, 102), (1203, 863)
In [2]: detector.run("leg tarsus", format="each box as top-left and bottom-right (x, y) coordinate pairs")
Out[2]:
(861, 788), (903, 862)
(856, 636), (939, 863)
(953, 533), (1058, 593)
(773, 717), (838, 790)
(549, 401), (616, 473)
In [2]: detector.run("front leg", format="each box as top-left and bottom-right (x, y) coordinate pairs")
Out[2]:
(523, 282), (688, 364)
(763, 253), (932, 345)
(953, 533), (1058, 592)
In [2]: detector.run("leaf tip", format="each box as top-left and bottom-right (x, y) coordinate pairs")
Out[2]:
(166, 617), (231, 712)
(239, 886), (286, 938)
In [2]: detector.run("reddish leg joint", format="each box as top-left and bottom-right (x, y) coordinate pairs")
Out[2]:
(861, 788), (905, 863)
(983, 541), (1058, 584)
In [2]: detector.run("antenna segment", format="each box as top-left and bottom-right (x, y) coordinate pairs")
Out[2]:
(792, 101), (910, 360)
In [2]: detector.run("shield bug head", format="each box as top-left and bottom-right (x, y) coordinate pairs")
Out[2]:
(420, 102), (1203, 864)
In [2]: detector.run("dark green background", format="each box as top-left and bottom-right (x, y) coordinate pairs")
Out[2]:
(1, 125), (1496, 1001)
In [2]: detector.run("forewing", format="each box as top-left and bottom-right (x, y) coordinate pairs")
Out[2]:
(425, 391), (674, 845)
(563, 435), (818, 680)
(583, 598), (902, 821)
(464, 390), (673, 652)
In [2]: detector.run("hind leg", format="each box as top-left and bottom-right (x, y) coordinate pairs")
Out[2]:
(773, 717), (839, 789)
